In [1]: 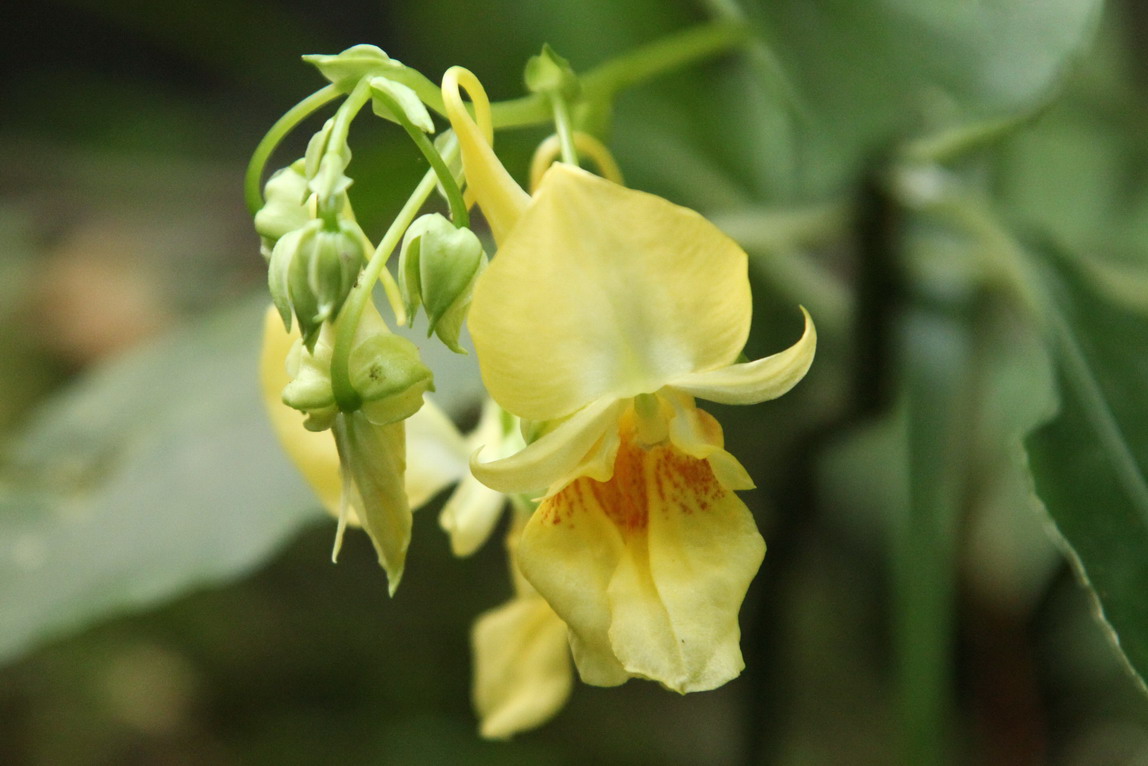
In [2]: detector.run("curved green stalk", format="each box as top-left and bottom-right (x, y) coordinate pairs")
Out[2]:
(548, 93), (579, 165)
(245, 84), (341, 215)
(372, 87), (469, 228)
(489, 20), (750, 129)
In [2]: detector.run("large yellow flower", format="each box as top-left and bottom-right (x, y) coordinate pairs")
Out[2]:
(443, 68), (816, 693)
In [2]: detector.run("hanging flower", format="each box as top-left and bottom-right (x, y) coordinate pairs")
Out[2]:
(443, 67), (816, 693)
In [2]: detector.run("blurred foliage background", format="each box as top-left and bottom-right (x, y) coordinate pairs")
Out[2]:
(3, 0), (1148, 764)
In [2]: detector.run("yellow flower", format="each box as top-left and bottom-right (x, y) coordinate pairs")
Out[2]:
(443, 67), (816, 693)
(471, 511), (572, 740)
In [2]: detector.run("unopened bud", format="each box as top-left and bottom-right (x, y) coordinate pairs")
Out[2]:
(281, 333), (338, 431)
(255, 159), (310, 259)
(398, 213), (485, 353)
(349, 332), (434, 426)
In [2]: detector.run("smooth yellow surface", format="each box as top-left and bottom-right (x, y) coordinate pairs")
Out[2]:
(468, 164), (753, 422)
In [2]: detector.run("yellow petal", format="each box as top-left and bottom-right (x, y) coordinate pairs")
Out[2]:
(517, 416), (765, 692)
(468, 164), (752, 421)
(664, 391), (755, 491)
(405, 396), (469, 509)
(442, 67), (530, 243)
(439, 400), (514, 556)
(470, 397), (626, 495)
(471, 594), (573, 740)
(610, 445), (764, 692)
(669, 307), (816, 405)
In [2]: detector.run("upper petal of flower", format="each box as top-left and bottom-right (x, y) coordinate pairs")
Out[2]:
(669, 307), (816, 405)
(467, 164), (753, 422)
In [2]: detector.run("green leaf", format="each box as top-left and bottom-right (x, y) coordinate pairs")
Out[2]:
(756, 0), (1103, 195)
(0, 295), (483, 665)
(1025, 250), (1148, 691)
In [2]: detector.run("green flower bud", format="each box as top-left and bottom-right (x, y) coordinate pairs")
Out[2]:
(398, 214), (485, 353)
(281, 334), (338, 431)
(349, 332), (435, 426)
(303, 45), (406, 93)
(524, 44), (579, 100)
(370, 77), (434, 133)
(289, 220), (369, 349)
(254, 159), (310, 259)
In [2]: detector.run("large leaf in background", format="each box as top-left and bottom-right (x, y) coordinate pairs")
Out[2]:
(0, 295), (483, 665)
(758, 0), (1103, 196)
(1026, 251), (1148, 691)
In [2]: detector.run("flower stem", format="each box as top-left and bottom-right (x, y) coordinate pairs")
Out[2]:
(372, 86), (469, 229)
(245, 84), (341, 216)
(489, 20), (750, 129)
(548, 92), (579, 165)
(329, 168), (441, 412)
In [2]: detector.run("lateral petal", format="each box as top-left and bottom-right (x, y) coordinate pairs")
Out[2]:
(470, 397), (626, 495)
(517, 480), (631, 688)
(614, 443), (765, 693)
(669, 307), (816, 405)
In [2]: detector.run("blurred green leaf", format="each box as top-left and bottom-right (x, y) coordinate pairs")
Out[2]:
(0, 298), (322, 665)
(1026, 249), (1148, 692)
(759, 0), (1103, 195)
(0, 295), (482, 666)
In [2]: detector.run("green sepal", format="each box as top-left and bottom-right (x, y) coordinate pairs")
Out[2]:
(303, 45), (406, 93)
(349, 333), (434, 426)
(370, 77), (434, 133)
(524, 44), (580, 100)
(332, 411), (411, 595)
(420, 224), (482, 327)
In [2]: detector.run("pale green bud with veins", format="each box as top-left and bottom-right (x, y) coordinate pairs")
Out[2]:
(398, 213), (485, 353)
(270, 218), (368, 350)
(254, 159), (310, 260)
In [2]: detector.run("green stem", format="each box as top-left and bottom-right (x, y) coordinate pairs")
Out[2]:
(488, 19), (750, 129)
(245, 84), (341, 216)
(548, 92), (579, 165)
(330, 168), (440, 412)
(896, 306), (970, 766)
(327, 78), (373, 157)
(372, 86), (469, 228)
